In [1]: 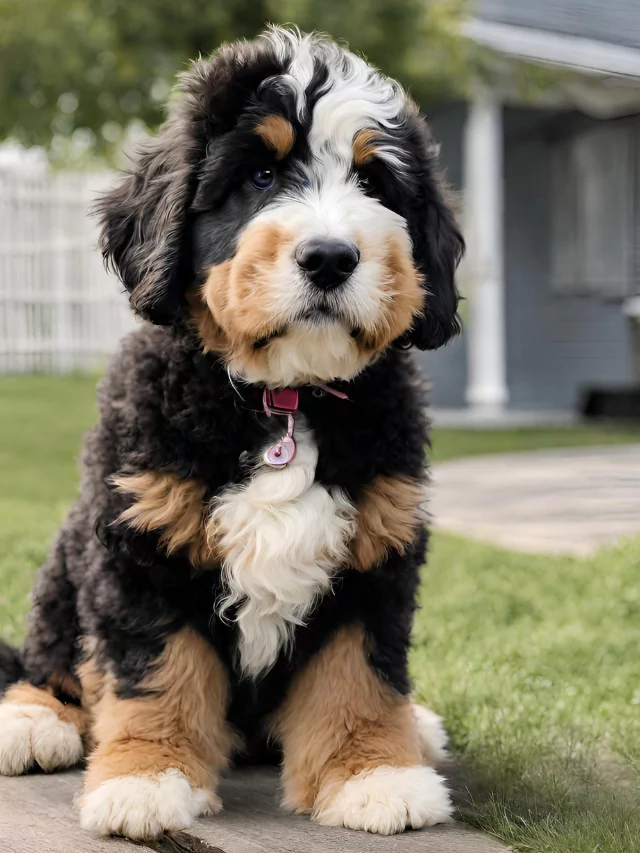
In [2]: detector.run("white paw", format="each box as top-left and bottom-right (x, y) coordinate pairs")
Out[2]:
(0, 702), (83, 775)
(79, 768), (219, 840)
(412, 703), (449, 766)
(314, 765), (452, 835)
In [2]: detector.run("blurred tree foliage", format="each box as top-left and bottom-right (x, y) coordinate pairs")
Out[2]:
(0, 0), (483, 160)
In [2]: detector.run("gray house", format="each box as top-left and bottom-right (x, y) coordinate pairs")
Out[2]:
(422, 0), (640, 419)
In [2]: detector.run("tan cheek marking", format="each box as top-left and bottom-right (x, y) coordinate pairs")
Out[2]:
(202, 223), (297, 379)
(269, 624), (420, 813)
(196, 223), (293, 343)
(254, 115), (296, 160)
(353, 129), (380, 166)
(85, 627), (238, 793)
(384, 236), (424, 331)
(349, 474), (427, 571)
(359, 235), (424, 353)
(230, 222), (283, 328)
(113, 471), (218, 568)
(188, 270), (232, 355)
(190, 223), (297, 384)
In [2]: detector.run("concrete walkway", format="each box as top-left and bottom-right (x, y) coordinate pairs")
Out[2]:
(430, 444), (640, 557)
(0, 768), (506, 852)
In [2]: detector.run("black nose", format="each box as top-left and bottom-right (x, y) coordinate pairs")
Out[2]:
(295, 238), (360, 289)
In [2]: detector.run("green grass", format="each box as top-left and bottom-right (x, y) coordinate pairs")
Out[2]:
(0, 375), (97, 643)
(1, 375), (640, 852)
(430, 424), (640, 462)
(413, 533), (640, 852)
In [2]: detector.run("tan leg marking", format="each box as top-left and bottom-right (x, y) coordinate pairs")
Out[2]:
(350, 474), (427, 571)
(80, 628), (237, 839)
(113, 471), (217, 568)
(4, 680), (88, 734)
(270, 625), (452, 833)
(270, 624), (421, 813)
(85, 627), (236, 794)
(75, 645), (106, 754)
(77, 651), (104, 713)
(0, 675), (87, 775)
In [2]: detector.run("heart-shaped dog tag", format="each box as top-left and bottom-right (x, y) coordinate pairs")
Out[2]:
(264, 435), (296, 468)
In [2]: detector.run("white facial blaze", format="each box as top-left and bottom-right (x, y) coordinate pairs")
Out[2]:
(264, 28), (409, 172)
(212, 420), (357, 676)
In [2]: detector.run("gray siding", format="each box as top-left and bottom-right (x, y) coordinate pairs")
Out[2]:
(478, 0), (640, 51)
(504, 109), (635, 410)
(420, 105), (636, 412)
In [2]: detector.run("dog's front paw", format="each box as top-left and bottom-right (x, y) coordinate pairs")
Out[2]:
(79, 768), (219, 840)
(313, 765), (452, 835)
(0, 702), (83, 775)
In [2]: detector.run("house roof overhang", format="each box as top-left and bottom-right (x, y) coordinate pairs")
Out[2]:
(466, 17), (640, 79)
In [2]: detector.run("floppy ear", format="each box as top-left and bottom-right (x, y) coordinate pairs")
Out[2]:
(95, 106), (203, 324)
(402, 120), (464, 351)
(96, 40), (283, 325)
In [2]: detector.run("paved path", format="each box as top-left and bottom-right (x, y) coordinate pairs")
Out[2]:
(430, 444), (640, 557)
(0, 767), (506, 853)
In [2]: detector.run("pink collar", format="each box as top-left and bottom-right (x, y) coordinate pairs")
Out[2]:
(261, 383), (349, 468)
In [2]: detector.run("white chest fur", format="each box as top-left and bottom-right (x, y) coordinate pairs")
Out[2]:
(211, 419), (357, 676)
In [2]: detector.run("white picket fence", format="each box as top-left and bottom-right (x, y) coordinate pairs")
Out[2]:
(0, 170), (137, 373)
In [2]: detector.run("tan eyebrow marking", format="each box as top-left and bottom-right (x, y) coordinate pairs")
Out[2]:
(253, 115), (296, 160)
(353, 128), (380, 166)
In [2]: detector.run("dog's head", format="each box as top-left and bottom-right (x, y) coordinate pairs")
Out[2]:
(98, 28), (464, 387)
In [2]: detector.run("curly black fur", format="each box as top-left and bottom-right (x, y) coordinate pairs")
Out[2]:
(17, 324), (429, 722)
(3, 31), (463, 755)
(0, 642), (23, 696)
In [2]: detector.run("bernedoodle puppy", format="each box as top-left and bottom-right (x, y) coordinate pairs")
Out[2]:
(0, 27), (463, 839)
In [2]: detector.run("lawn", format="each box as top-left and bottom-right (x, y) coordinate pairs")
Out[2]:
(0, 375), (97, 644)
(1, 375), (639, 852)
(413, 534), (640, 852)
(430, 423), (640, 462)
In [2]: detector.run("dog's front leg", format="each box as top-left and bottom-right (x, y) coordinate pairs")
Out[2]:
(79, 627), (236, 840)
(272, 624), (452, 835)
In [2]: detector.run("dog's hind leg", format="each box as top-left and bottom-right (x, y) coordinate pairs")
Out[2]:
(0, 532), (87, 775)
(412, 702), (449, 767)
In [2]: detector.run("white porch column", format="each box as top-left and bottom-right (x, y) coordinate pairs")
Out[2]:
(463, 90), (509, 414)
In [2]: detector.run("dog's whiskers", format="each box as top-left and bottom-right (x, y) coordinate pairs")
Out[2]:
(226, 365), (245, 401)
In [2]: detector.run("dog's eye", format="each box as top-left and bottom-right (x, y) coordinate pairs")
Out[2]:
(356, 171), (377, 194)
(249, 168), (275, 191)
